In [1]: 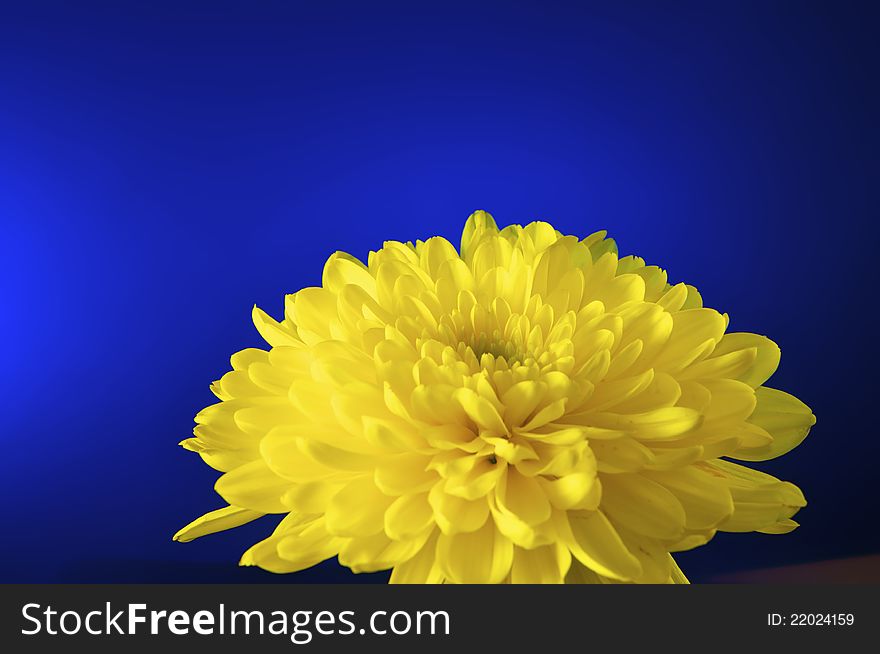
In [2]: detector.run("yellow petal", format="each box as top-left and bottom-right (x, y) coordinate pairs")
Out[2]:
(461, 210), (499, 263)
(583, 369), (655, 412)
(517, 440), (590, 477)
(325, 476), (395, 537)
(539, 472), (601, 510)
(623, 535), (673, 583)
(436, 519), (513, 584)
(418, 236), (459, 277)
(591, 273), (646, 310)
(173, 505), (264, 542)
(428, 483), (490, 534)
(240, 536), (310, 573)
(248, 362), (295, 394)
(706, 460), (807, 532)
(242, 517), (341, 574)
(322, 252), (376, 296)
(557, 510), (642, 581)
(654, 308), (726, 372)
(681, 284), (703, 309)
(274, 519), (342, 571)
(600, 473), (687, 539)
(338, 530), (429, 573)
(656, 283), (689, 312)
(218, 370), (263, 398)
(252, 305), (300, 347)
(720, 502), (799, 533)
(296, 437), (378, 472)
(501, 380), (546, 428)
(591, 437), (654, 473)
(616, 304), (672, 370)
(644, 467), (734, 530)
(700, 379), (757, 426)
(521, 426), (593, 445)
(757, 518), (799, 534)
(281, 481), (343, 514)
(669, 531), (715, 552)
(385, 493), (434, 540)
(230, 347), (269, 371)
(259, 428), (341, 481)
(519, 398), (568, 431)
(678, 347), (758, 381)
(489, 502), (549, 549)
(496, 470), (552, 526)
(711, 332), (780, 387)
(454, 387), (508, 434)
(233, 402), (299, 437)
(610, 372), (681, 414)
(483, 436), (539, 465)
(510, 543), (571, 584)
(585, 407), (702, 440)
(443, 457), (507, 500)
(421, 423), (478, 451)
(735, 387), (815, 461)
(373, 453), (437, 495)
(362, 416), (427, 452)
(214, 460), (291, 513)
(605, 339), (643, 379)
(389, 531), (444, 583)
(410, 385), (471, 426)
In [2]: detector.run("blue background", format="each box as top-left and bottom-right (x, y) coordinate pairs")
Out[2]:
(1, 0), (877, 583)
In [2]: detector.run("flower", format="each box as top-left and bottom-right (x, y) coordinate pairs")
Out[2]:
(174, 211), (815, 583)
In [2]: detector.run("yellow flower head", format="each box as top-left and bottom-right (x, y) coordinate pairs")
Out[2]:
(175, 211), (815, 583)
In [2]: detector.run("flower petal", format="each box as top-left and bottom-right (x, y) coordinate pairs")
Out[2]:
(325, 476), (395, 537)
(557, 510), (642, 581)
(173, 505), (264, 542)
(428, 483), (490, 534)
(437, 520), (513, 584)
(389, 532), (444, 583)
(600, 473), (687, 539)
(510, 543), (571, 584)
(385, 493), (434, 540)
(214, 460), (291, 513)
(735, 387), (816, 461)
(711, 332), (780, 387)
(644, 467), (734, 530)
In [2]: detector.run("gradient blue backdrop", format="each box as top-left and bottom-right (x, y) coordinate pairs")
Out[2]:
(1, 0), (877, 582)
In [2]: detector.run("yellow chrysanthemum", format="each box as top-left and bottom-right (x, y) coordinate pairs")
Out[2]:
(175, 211), (815, 584)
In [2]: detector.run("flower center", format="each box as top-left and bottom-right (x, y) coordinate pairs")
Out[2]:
(468, 331), (524, 364)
